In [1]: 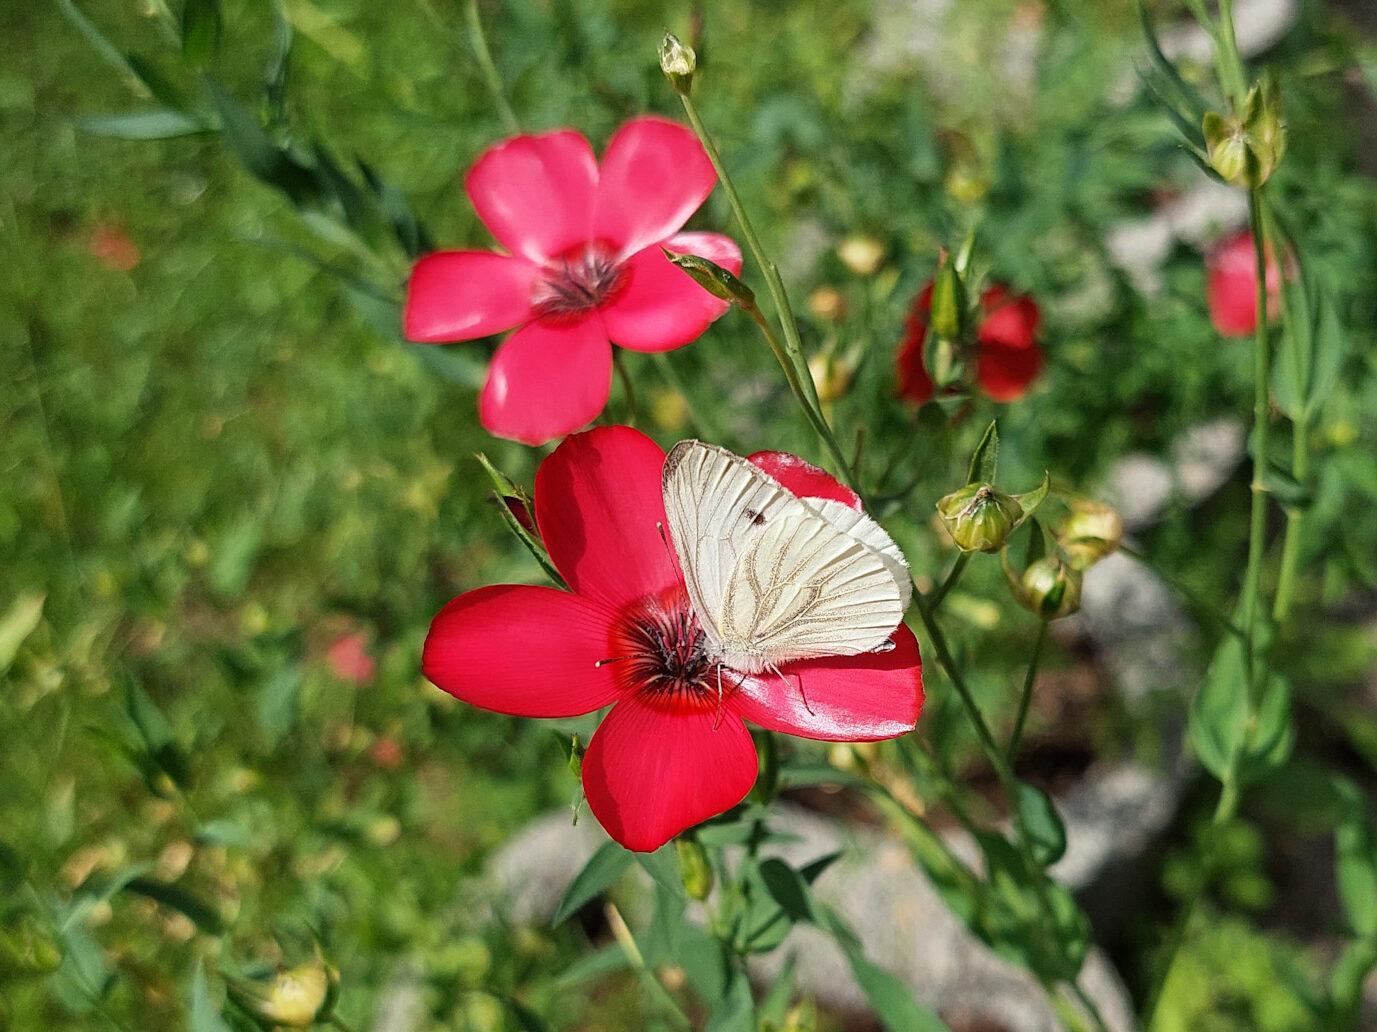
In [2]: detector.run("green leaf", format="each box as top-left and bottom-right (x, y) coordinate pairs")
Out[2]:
(554, 944), (628, 989)
(1304, 289), (1344, 419)
(404, 342), (487, 388)
(757, 858), (817, 923)
(1014, 782), (1067, 866)
(1263, 463), (1314, 509)
(189, 960), (233, 1032)
(80, 109), (211, 140)
(966, 420), (998, 485)
(123, 676), (190, 788)
(1134, 0), (1210, 124)
(635, 845), (688, 900)
(552, 841), (633, 926)
(124, 877), (225, 935)
(1333, 777), (1377, 938)
(1189, 636), (1250, 781)
(1013, 473), (1051, 521)
(821, 910), (951, 1032)
(0, 592), (44, 675)
(704, 966), (755, 1032)
(255, 667), (300, 747)
(181, 0), (222, 64)
(203, 77), (320, 207)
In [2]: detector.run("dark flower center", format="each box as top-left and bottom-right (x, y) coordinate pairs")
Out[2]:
(606, 585), (721, 711)
(532, 242), (628, 323)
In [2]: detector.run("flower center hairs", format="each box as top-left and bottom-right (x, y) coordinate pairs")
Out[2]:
(602, 585), (722, 711)
(532, 241), (629, 323)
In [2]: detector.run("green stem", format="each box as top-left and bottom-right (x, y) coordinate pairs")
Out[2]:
(613, 349), (638, 426)
(1238, 188), (1273, 705)
(464, 0), (519, 133)
(677, 91), (863, 500)
(928, 552), (970, 612)
(1008, 619), (1049, 761)
(653, 352), (720, 441)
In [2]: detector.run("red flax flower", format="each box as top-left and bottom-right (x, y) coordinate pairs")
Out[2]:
(423, 426), (923, 851)
(896, 282), (1044, 405)
(404, 118), (741, 446)
(1206, 230), (1287, 338)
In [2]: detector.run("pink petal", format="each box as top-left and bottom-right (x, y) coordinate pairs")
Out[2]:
(599, 233), (742, 352)
(404, 251), (538, 342)
(465, 130), (598, 263)
(534, 426), (679, 608)
(582, 694), (757, 851)
(728, 623), (923, 741)
(747, 451), (861, 511)
(1206, 231), (1285, 338)
(423, 585), (621, 717)
(480, 318), (611, 445)
(592, 117), (717, 259)
(977, 340), (1045, 402)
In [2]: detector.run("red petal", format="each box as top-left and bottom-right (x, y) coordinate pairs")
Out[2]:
(600, 233), (741, 352)
(423, 585), (621, 717)
(747, 451), (862, 511)
(728, 623), (923, 741)
(895, 329), (935, 404)
(582, 695), (757, 851)
(403, 251), (537, 342)
(977, 340), (1045, 402)
(479, 319), (611, 445)
(593, 117), (717, 260)
(534, 426), (679, 608)
(465, 130), (598, 263)
(1206, 231), (1267, 338)
(979, 286), (1040, 350)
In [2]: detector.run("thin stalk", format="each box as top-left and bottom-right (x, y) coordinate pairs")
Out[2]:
(677, 91), (862, 498)
(613, 349), (638, 426)
(928, 552), (970, 611)
(1237, 188), (1273, 704)
(464, 0), (519, 133)
(653, 352), (721, 441)
(1120, 544), (1247, 642)
(1008, 619), (1049, 761)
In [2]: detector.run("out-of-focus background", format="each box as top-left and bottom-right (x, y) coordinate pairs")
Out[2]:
(4, 1), (1377, 1029)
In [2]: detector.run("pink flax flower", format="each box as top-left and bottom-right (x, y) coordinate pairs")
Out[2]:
(423, 426), (923, 851)
(897, 282), (1044, 405)
(404, 118), (741, 445)
(1206, 230), (1288, 338)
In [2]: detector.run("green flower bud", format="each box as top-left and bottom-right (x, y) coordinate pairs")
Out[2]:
(929, 258), (966, 343)
(1057, 500), (1123, 570)
(659, 33), (696, 95)
(936, 482), (1023, 553)
(662, 250), (755, 308)
(675, 837), (714, 901)
(227, 961), (338, 1028)
(0, 914), (63, 979)
(1017, 556), (1082, 620)
(1203, 81), (1286, 189)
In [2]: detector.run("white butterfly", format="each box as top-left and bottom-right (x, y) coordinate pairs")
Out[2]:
(661, 440), (912, 679)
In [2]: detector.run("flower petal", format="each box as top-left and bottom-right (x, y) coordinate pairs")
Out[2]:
(979, 287), (1040, 350)
(479, 318), (611, 445)
(593, 117), (717, 259)
(599, 233), (742, 352)
(728, 622), (923, 741)
(747, 450), (862, 510)
(582, 695), (757, 851)
(895, 330), (935, 405)
(465, 130), (598, 263)
(977, 340), (1045, 403)
(403, 251), (538, 342)
(423, 585), (621, 717)
(534, 425), (679, 608)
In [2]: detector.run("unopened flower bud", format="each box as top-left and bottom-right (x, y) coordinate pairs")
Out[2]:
(937, 483), (1022, 553)
(567, 734), (584, 777)
(1203, 81), (1285, 189)
(663, 250), (755, 308)
(928, 258), (966, 343)
(675, 838), (714, 901)
(227, 961), (338, 1028)
(659, 33), (696, 95)
(1017, 556), (1082, 620)
(807, 285), (847, 323)
(1057, 500), (1123, 570)
(837, 235), (886, 277)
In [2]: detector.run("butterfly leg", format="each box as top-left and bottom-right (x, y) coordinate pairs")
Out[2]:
(767, 662), (813, 716)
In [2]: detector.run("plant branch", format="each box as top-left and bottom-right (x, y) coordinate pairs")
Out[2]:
(1008, 619), (1049, 761)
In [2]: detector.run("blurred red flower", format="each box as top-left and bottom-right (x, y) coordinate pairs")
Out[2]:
(89, 223), (141, 272)
(1206, 230), (1287, 338)
(896, 282), (1044, 404)
(404, 118), (741, 445)
(422, 426), (923, 851)
(326, 631), (376, 683)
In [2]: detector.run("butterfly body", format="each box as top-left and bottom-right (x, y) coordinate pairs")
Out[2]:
(661, 441), (912, 680)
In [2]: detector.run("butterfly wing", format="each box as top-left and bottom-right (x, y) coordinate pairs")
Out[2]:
(805, 498), (913, 612)
(717, 512), (905, 668)
(662, 440), (808, 653)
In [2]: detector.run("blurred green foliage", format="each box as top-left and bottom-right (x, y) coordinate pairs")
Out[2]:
(4, 0), (1377, 1028)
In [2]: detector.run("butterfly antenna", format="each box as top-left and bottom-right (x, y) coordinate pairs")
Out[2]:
(713, 665), (725, 730)
(654, 521), (677, 565)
